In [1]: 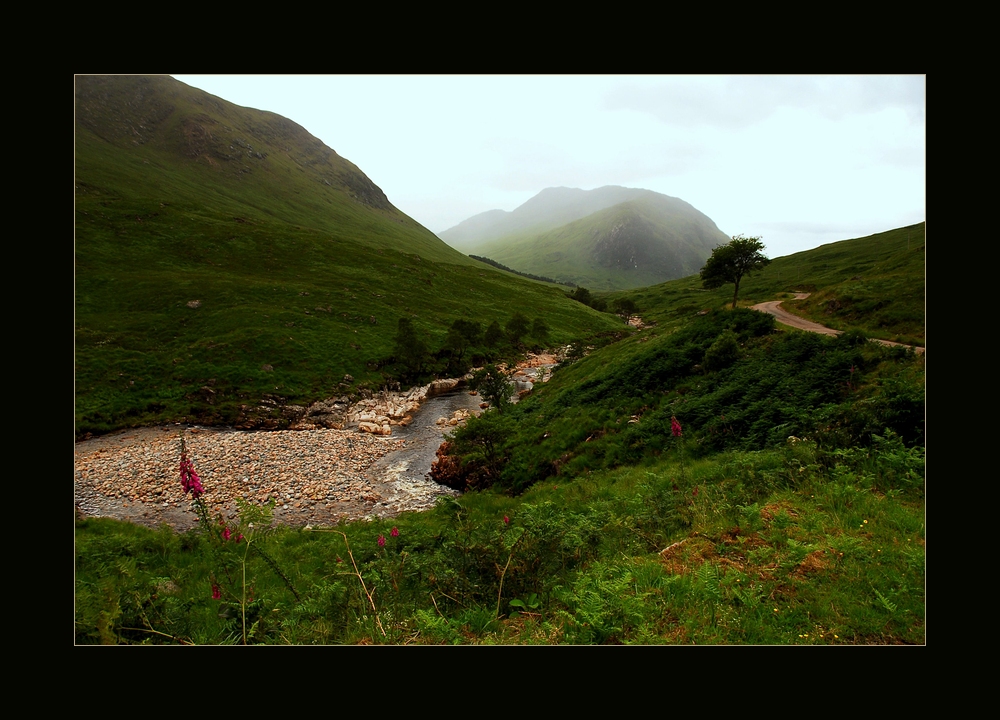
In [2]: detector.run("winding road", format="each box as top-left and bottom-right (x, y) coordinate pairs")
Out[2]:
(751, 293), (924, 355)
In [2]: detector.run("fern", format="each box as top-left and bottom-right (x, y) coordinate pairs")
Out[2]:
(874, 587), (898, 614)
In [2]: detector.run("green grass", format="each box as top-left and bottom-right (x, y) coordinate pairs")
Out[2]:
(438, 307), (923, 494)
(75, 436), (924, 644)
(614, 222), (925, 346)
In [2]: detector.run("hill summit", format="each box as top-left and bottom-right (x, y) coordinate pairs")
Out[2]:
(438, 186), (729, 290)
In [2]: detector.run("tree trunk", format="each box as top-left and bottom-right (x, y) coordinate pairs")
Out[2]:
(731, 279), (741, 309)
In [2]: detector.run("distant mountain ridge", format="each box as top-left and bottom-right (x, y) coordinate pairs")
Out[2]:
(440, 186), (654, 247)
(439, 186), (729, 290)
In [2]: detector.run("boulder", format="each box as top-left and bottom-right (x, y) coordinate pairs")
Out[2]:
(427, 378), (460, 397)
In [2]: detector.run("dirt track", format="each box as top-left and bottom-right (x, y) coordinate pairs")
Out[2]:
(751, 293), (924, 354)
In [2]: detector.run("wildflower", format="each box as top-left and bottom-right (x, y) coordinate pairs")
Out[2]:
(222, 527), (231, 541)
(378, 535), (386, 547)
(503, 515), (510, 525)
(390, 526), (399, 538)
(179, 454), (204, 499)
(212, 584), (221, 600)
(236, 534), (244, 542)
(692, 487), (699, 497)
(671, 416), (683, 437)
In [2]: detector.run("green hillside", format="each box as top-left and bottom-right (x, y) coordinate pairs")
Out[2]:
(441, 187), (728, 291)
(75, 76), (621, 436)
(615, 222), (925, 347)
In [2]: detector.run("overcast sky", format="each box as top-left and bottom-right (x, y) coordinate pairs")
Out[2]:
(172, 75), (925, 259)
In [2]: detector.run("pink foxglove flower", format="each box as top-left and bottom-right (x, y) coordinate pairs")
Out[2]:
(222, 527), (231, 541)
(212, 584), (221, 600)
(390, 527), (399, 537)
(503, 515), (510, 525)
(377, 535), (386, 547)
(671, 416), (683, 438)
(179, 453), (204, 498)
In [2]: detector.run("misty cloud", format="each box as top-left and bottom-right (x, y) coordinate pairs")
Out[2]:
(603, 76), (925, 129)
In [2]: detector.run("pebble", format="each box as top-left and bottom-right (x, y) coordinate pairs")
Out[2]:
(74, 426), (418, 530)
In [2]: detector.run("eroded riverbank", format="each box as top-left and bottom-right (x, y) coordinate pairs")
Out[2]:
(75, 354), (561, 532)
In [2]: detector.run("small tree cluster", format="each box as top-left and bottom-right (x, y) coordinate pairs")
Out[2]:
(567, 287), (607, 312)
(391, 312), (552, 383)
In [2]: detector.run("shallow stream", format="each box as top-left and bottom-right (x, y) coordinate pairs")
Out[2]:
(363, 389), (485, 514)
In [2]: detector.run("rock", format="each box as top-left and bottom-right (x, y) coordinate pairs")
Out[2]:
(427, 378), (460, 397)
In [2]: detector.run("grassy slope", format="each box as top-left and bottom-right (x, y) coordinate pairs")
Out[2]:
(75, 76), (621, 435)
(614, 222), (925, 346)
(449, 308), (923, 494)
(76, 434), (925, 645)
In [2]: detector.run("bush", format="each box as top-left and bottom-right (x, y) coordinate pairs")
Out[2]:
(704, 330), (740, 372)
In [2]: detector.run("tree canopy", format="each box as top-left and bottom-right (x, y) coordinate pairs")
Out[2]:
(700, 235), (771, 309)
(394, 318), (430, 380)
(611, 298), (638, 325)
(470, 364), (513, 414)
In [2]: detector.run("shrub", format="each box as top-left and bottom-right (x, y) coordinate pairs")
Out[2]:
(704, 330), (740, 372)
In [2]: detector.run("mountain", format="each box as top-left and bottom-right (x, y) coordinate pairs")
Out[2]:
(440, 186), (651, 248)
(75, 76), (621, 436)
(438, 186), (729, 290)
(75, 74), (454, 261)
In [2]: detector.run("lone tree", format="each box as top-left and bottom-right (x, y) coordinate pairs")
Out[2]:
(700, 235), (771, 309)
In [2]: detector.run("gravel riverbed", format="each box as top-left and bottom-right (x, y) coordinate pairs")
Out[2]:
(74, 423), (460, 532)
(75, 356), (559, 533)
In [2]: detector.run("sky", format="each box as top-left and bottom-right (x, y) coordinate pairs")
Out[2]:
(172, 75), (925, 259)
